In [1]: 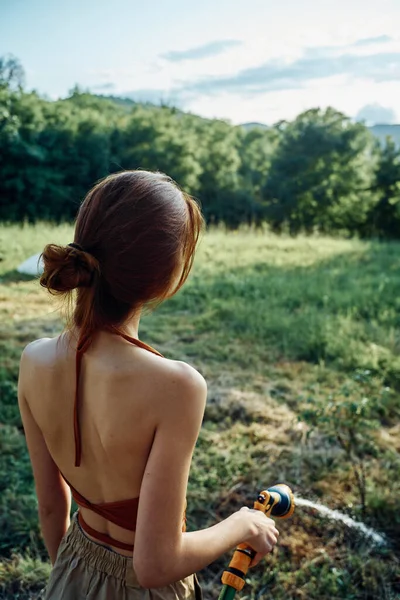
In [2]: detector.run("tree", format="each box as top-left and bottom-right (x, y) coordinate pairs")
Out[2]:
(195, 119), (242, 226)
(263, 108), (378, 235)
(365, 138), (400, 239)
(1, 58), (400, 237)
(0, 55), (25, 91)
(114, 105), (202, 192)
(237, 126), (280, 225)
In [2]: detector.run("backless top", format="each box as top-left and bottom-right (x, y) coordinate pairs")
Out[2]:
(59, 328), (186, 552)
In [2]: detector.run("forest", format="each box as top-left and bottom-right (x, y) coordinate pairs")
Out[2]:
(1, 55), (399, 237)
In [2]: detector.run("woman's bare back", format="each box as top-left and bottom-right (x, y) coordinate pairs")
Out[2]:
(23, 328), (183, 555)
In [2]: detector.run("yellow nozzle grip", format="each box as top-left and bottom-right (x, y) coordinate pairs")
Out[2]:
(220, 484), (295, 591)
(221, 571), (246, 591)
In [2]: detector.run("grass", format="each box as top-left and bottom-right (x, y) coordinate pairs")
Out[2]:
(0, 223), (399, 599)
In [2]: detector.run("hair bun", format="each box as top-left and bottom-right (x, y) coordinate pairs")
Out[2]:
(40, 243), (100, 294)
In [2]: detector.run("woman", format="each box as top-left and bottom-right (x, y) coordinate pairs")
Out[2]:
(18, 170), (279, 599)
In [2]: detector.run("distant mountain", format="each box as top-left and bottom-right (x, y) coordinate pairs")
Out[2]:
(241, 121), (400, 145)
(93, 94), (137, 111)
(90, 98), (400, 146)
(369, 124), (400, 146)
(241, 122), (269, 131)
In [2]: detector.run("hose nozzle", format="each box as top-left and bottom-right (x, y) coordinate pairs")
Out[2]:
(220, 483), (295, 595)
(255, 484), (295, 518)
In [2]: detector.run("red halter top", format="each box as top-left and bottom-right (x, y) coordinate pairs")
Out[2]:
(59, 327), (186, 552)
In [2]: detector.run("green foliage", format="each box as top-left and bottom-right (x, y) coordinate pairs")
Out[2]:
(0, 378), (19, 426)
(299, 370), (397, 516)
(0, 425), (43, 557)
(365, 137), (400, 239)
(263, 108), (379, 234)
(0, 553), (50, 599)
(1, 61), (400, 236)
(0, 55), (25, 91)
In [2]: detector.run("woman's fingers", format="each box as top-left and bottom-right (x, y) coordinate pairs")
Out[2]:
(239, 507), (280, 567)
(250, 543), (275, 567)
(250, 551), (264, 567)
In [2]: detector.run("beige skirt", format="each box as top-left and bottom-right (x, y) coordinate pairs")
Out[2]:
(37, 512), (203, 600)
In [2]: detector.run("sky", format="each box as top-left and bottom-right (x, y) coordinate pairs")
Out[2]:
(1, 0), (400, 125)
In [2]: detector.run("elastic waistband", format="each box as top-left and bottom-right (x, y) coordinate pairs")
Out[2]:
(63, 512), (139, 585)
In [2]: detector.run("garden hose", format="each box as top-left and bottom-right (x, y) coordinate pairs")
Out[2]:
(218, 484), (295, 600)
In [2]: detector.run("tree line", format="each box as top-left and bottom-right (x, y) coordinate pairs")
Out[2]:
(1, 56), (399, 237)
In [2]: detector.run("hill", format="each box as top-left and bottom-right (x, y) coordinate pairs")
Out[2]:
(369, 124), (400, 145)
(241, 121), (269, 131)
(90, 96), (400, 146)
(242, 121), (400, 145)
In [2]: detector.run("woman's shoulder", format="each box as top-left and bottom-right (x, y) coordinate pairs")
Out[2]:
(18, 337), (62, 402)
(145, 356), (207, 416)
(164, 358), (207, 394)
(20, 336), (74, 390)
(20, 336), (60, 367)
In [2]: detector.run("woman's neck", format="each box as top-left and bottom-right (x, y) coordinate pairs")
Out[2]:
(118, 310), (141, 339)
(67, 310), (142, 345)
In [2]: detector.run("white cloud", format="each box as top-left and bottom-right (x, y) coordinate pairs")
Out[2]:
(78, 28), (400, 124)
(161, 40), (243, 62)
(182, 76), (400, 126)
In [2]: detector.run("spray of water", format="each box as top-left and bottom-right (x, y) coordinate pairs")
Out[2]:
(295, 497), (386, 546)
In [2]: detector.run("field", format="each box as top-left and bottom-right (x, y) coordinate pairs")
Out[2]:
(0, 223), (399, 599)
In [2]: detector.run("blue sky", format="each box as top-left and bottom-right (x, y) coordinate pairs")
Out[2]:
(2, 0), (400, 124)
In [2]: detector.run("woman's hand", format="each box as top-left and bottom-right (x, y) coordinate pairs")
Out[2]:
(237, 506), (280, 566)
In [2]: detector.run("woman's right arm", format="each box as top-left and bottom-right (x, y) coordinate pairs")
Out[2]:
(133, 361), (279, 588)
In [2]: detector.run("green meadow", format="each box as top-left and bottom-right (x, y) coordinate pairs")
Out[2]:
(0, 223), (399, 599)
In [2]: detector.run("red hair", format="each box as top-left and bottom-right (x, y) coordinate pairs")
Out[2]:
(40, 170), (204, 347)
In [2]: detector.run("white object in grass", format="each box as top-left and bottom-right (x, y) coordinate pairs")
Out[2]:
(17, 253), (44, 276)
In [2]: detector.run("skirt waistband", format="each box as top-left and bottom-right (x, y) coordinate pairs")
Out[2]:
(62, 512), (139, 585)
